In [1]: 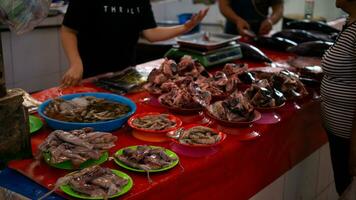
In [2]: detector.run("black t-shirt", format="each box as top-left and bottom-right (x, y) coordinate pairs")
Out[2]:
(63, 0), (157, 77)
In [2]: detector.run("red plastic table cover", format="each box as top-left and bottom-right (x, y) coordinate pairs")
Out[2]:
(8, 49), (327, 200)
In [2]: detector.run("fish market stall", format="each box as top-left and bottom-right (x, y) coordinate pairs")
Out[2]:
(0, 39), (329, 199)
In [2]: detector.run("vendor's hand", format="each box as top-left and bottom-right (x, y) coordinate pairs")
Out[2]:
(235, 18), (251, 37)
(184, 8), (209, 33)
(259, 18), (273, 35)
(61, 63), (83, 88)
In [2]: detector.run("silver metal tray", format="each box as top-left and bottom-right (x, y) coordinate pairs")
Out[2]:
(176, 32), (240, 50)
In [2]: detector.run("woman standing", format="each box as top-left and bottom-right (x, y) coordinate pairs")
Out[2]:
(321, 0), (356, 195)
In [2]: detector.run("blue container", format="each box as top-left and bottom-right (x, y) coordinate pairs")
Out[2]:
(38, 92), (137, 132)
(178, 13), (200, 34)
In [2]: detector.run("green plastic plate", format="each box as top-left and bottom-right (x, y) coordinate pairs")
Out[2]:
(60, 169), (133, 199)
(29, 115), (43, 134)
(43, 151), (108, 170)
(114, 145), (179, 172)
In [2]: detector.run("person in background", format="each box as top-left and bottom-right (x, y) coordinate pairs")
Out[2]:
(218, 0), (283, 36)
(61, 0), (208, 87)
(320, 0), (356, 196)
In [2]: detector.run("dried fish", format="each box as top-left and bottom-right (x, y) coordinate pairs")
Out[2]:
(132, 114), (176, 130)
(179, 126), (221, 145)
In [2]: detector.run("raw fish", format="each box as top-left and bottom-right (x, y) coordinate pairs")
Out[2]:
(254, 36), (297, 51)
(272, 29), (333, 44)
(285, 20), (340, 35)
(239, 42), (272, 63)
(287, 41), (333, 57)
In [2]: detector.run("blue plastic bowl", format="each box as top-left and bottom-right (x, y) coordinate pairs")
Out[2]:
(38, 92), (137, 132)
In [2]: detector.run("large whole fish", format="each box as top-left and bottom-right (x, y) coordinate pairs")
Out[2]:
(287, 41), (333, 57)
(272, 29), (334, 44)
(254, 36), (298, 51)
(239, 42), (272, 63)
(285, 20), (340, 35)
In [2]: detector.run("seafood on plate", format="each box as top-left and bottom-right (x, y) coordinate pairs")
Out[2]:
(208, 91), (255, 122)
(114, 145), (177, 171)
(269, 70), (309, 99)
(145, 58), (246, 108)
(49, 165), (129, 199)
(144, 56), (208, 95)
(236, 71), (257, 84)
(222, 63), (247, 77)
(44, 96), (131, 123)
(242, 67), (286, 84)
(177, 126), (222, 145)
(194, 70), (238, 99)
(159, 87), (204, 109)
(38, 128), (117, 167)
(244, 79), (286, 108)
(132, 114), (177, 131)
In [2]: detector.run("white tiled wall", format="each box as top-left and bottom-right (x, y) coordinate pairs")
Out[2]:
(151, 0), (225, 25)
(2, 27), (66, 92)
(11, 28), (61, 82)
(283, 0), (345, 21)
(152, 0), (345, 32)
(250, 143), (339, 200)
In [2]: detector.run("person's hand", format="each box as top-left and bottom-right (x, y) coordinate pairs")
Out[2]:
(61, 63), (83, 87)
(235, 18), (251, 36)
(184, 8), (209, 33)
(259, 18), (273, 35)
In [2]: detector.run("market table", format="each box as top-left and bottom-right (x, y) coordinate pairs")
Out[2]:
(1, 50), (327, 200)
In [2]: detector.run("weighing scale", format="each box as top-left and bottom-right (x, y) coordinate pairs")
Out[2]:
(165, 42), (242, 68)
(164, 32), (243, 68)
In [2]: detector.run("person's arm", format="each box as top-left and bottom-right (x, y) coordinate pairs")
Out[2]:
(218, 0), (250, 36)
(60, 26), (83, 87)
(259, 2), (284, 35)
(142, 8), (208, 42)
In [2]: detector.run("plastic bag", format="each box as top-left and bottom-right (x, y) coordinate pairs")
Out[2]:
(0, 0), (51, 35)
(340, 177), (356, 200)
